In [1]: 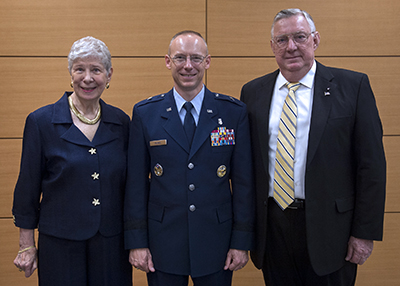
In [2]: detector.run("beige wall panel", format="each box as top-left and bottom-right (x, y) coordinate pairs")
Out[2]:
(103, 57), (173, 116)
(232, 263), (263, 285)
(0, 0), (205, 57)
(207, 58), (278, 98)
(383, 136), (400, 212)
(0, 58), (69, 138)
(0, 140), (21, 217)
(0, 57), (173, 138)
(208, 57), (400, 135)
(356, 213), (400, 285)
(0, 220), (38, 286)
(208, 0), (400, 57)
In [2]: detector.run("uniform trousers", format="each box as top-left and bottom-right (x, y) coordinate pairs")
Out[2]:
(147, 269), (233, 286)
(262, 198), (357, 286)
(38, 231), (132, 286)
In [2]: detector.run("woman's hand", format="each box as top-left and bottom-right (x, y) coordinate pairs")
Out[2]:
(14, 228), (37, 277)
(14, 246), (37, 277)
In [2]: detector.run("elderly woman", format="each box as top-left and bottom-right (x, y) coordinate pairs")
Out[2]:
(12, 36), (132, 285)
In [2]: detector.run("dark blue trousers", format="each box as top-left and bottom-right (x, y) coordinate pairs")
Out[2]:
(147, 269), (233, 286)
(37, 232), (132, 286)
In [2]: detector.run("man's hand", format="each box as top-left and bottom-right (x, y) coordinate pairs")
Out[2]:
(345, 236), (374, 265)
(129, 248), (155, 273)
(224, 249), (249, 271)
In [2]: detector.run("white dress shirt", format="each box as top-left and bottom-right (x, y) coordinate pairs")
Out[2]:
(268, 61), (316, 199)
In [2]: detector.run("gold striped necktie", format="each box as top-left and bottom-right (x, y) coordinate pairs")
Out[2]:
(273, 82), (301, 210)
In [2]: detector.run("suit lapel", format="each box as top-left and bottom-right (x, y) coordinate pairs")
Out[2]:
(56, 95), (122, 147)
(161, 91), (191, 153)
(306, 62), (336, 167)
(52, 93), (92, 146)
(256, 72), (278, 176)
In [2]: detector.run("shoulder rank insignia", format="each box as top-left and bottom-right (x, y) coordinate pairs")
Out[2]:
(211, 127), (235, 146)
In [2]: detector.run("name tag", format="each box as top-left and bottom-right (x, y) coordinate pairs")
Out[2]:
(150, 139), (167, 147)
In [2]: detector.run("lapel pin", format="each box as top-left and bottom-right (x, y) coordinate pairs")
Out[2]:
(207, 109), (213, 114)
(218, 118), (223, 125)
(324, 87), (330, 96)
(166, 107), (172, 112)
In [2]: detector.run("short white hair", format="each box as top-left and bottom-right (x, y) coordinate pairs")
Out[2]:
(271, 9), (316, 38)
(68, 36), (112, 75)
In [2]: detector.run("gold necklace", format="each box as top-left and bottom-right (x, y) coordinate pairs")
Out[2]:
(68, 96), (101, 125)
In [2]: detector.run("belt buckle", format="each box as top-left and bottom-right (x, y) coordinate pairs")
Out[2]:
(287, 199), (304, 210)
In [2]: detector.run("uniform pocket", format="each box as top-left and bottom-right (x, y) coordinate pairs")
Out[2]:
(148, 202), (165, 222)
(216, 202), (232, 223)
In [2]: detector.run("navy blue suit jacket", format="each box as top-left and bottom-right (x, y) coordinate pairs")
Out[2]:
(124, 87), (255, 277)
(13, 92), (130, 240)
(240, 61), (386, 276)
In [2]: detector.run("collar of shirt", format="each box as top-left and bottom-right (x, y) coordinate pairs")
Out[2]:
(276, 60), (316, 90)
(173, 85), (205, 125)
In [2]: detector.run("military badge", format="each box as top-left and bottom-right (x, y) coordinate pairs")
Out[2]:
(211, 127), (235, 146)
(154, 163), (163, 176)
(217, 165), (227, 178)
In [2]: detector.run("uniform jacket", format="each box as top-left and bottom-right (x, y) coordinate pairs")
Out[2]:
(240, 61), (386, 276)
(124, 87), (255, 277)
(13, 92), (130, 240)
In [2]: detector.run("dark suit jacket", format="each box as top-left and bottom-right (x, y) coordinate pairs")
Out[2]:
(124, 87), (255, 277)
(240, 61), (386, 276)
(13, 92), (130, 240)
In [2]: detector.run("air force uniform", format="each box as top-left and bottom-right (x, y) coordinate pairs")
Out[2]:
(124, 87), (255, 278)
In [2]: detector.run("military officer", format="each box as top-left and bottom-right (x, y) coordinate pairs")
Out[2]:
(124, 30), (255, 286)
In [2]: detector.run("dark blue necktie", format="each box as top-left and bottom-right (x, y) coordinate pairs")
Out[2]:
(183, 102), (196, 146)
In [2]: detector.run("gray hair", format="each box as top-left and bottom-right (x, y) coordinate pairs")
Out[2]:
(68, 36), (112, 75)
(271, 9), (316, 38)
(168, 30), (208, 55)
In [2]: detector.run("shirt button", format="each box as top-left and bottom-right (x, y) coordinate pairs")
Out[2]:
(188, 163), (194, 169)
(189, 184), (195, 191)
(189, 205), (196, 212)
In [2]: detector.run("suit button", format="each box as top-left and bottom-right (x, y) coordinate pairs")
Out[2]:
(189, 205), (196, 212)
(189, 184), (195, 191)
(188, 163), (194, 169)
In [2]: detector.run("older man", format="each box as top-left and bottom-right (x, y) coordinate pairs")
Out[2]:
(241, 9), (386, 285)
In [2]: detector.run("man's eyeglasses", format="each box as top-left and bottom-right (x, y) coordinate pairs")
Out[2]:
(272, 32), (314, 48)
(169, 54), (207, 66)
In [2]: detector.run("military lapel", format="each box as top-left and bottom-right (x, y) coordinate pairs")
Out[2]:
(189, 90), (218, 158)
(161, 92), (191, 153)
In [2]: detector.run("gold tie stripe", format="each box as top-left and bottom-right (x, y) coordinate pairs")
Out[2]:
(273, 82), (301, 210)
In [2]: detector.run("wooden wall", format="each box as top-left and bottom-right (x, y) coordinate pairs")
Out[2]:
(1, 0), (399, 285)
